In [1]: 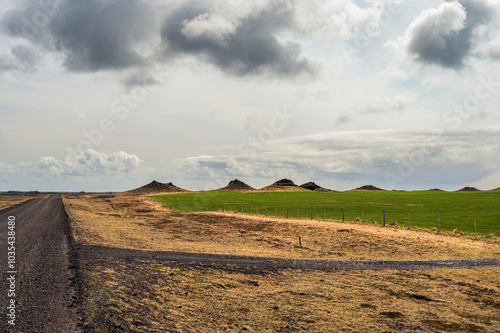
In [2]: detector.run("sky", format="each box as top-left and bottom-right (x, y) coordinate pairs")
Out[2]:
(1, 0), (500, 192)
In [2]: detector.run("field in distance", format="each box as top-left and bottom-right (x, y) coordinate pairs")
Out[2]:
(152, 190), (500, 237)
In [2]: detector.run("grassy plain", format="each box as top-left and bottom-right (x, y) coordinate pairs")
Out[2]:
(152, 191), (500, 237)
(63, 194), (500, 332)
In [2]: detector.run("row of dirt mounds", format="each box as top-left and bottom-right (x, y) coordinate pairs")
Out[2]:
(120, 179), (500, 194)
(121, 180), (188, 195)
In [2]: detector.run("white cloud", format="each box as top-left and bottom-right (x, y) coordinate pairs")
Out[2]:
(0, 150), (146, 191)
(181, 13), (238, 43)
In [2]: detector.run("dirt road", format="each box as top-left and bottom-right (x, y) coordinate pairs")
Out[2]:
(0, 195), (79, 332)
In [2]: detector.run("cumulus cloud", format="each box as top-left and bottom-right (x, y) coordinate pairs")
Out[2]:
(0, 150), (147, 191)
(387, 0), (499, 69)
(0, 0), (387, 78)
(2, 0), (159, 72)
(160, 1), (316, 77)
(41, 149), (144, 176)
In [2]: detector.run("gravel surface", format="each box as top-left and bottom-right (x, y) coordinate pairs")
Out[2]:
(0, 195), (80, 332)
(78, 244), (500, 274)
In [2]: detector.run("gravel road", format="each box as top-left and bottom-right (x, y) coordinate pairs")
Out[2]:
(0, 195), (79, 332)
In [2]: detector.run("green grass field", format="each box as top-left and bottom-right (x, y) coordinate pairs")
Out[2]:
(151, 191), (500, 237)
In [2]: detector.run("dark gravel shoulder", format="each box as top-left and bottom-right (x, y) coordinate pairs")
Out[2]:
(0, 195), (80, 332)
(78, 244), (500, 274)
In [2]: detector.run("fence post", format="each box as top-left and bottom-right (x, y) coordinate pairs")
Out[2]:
(212, 205), (214, 211)
(286, 208), (288, 219)
(324, 209), (326, 220)
(342, 208), (344, 222)
(249, 206), (250, 214)
(362, 210), (364, 223)
(408, 213), (410, 230)
(474, 219), (477, 238)
(310, 208), (313, 220)
(383, 210), (386, 226)
(265, 207), (267, 217)
(257, 207), (259, 215)
(437, 214), (440, 233)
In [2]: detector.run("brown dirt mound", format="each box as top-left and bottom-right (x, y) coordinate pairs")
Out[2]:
(213, 179), (255, 192)
(456, 187), (481, 192)
(301, 182), (320, 191)
(352, 185), (386, 191)
(122, 180), (188, 195)
(300, 182), (334, 192)
(260, 179), (306, 192)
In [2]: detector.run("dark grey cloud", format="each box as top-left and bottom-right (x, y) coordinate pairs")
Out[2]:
(402, 0), (498, 69)
(160, 1), (316, 77)
(2, 0), (158, 72)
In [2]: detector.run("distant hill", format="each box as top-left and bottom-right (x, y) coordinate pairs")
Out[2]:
(259, 179), (307, 192)
(122, 180), (188, 195)
(352, 185), (386, 191)
(429, 188), (445, 192)
(300, 182), (334, 192)
(456, 187), (481, 192)
(213, 179), (255, 192)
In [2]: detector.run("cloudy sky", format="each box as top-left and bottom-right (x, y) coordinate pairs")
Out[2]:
(1, 0), (500, 192)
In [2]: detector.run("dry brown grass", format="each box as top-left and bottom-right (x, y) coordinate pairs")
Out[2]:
(86, 259), (500, 332)
(0, 195), (30, 210)
(65, 194), (500, 332)
(64, 195), (499, 261)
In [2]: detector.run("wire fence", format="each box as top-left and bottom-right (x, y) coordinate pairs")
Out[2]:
(149, 197), (497, 238)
